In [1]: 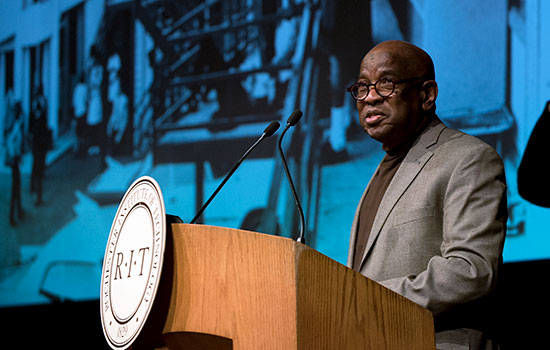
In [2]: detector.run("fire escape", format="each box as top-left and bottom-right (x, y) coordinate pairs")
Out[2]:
(134, 0), (325, 240)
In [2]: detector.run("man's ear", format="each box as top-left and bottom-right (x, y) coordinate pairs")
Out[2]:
(421, 80), (438, 112)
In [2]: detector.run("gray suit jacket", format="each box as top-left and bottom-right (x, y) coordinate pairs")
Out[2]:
(348, 118), (507, 349)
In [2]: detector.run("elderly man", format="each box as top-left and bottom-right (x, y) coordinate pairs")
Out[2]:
(347, 40), (507, 349)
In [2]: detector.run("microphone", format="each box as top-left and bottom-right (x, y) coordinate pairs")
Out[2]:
(190, 120), (280, 224)
(278, 110), (306, 244)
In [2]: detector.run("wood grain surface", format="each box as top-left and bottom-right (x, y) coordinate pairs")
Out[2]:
(161, 224), (435, 349)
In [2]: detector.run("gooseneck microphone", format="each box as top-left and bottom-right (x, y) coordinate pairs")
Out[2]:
(190, 120), (280, 224)
(278, 110), (306, 244)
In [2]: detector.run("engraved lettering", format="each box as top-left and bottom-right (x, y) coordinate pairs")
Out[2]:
(114, 252), (124, 280)
(117, 325), (128, 338)
(127, 250), (134, 278)
(138, 247), (149, 276)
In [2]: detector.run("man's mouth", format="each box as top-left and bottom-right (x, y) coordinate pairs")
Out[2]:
(364, 111), (385, 125)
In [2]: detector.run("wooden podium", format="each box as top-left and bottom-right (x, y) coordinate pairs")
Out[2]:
(151, 223), (435, 350)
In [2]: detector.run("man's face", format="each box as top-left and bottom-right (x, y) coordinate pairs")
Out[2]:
(356, 49), (426, 149)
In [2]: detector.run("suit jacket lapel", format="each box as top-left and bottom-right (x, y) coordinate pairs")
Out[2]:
(355, 118), (446, 269)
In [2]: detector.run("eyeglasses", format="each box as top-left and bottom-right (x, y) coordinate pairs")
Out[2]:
(347, 76), (427, 101)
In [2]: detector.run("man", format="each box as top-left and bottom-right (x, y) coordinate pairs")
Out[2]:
(72, 73), (88, 157)
(106, 77), (129, 156)
(7, 102), (25, 225)
(347, 40), (507, 349)
(30, 84), (51, 206)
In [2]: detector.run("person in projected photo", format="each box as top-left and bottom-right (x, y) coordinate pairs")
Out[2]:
(6, 102), (25, 226)
(87, 46), (105, 160)
(517, 100), (550, 208)
(72, 72), (88, 157)
(30, 84), (51, 206)
(347, 40), (507, 350)
(106, 77), (128, 155)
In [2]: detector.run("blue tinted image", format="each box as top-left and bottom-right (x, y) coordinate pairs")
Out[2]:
(0, 0), (549, 309)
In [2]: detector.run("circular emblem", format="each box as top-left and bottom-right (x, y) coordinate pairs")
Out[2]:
(100, 176), (166, 349)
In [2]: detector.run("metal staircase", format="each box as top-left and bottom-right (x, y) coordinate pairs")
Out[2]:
(132, 0), (325, 239)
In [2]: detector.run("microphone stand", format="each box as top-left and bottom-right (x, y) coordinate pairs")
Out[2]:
(190, 121), (280, 224)
(278, 117), (306, 244)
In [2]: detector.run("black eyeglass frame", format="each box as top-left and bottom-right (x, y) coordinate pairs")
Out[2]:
(346, 76), (429, 100)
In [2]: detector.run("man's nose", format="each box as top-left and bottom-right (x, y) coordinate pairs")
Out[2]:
(362, 86), (383, 104)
